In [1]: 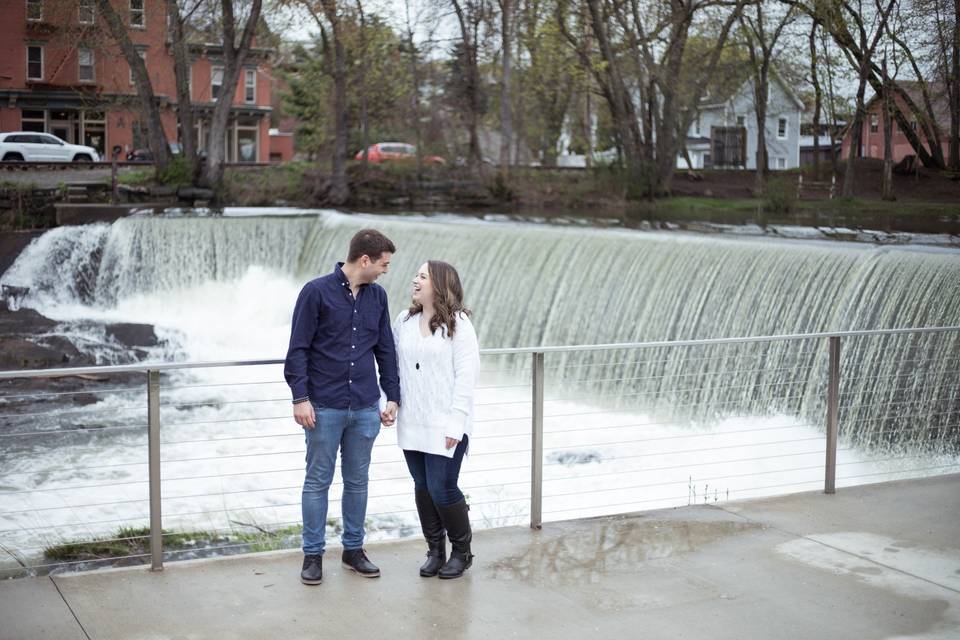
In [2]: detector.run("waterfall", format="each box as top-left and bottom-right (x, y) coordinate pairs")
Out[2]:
(3, 210), (959, 453)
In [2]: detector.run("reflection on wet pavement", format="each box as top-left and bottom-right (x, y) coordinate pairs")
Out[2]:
(488, 516), (760, 585)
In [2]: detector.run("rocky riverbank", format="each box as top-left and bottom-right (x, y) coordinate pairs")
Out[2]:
(0, 299), (167, 420)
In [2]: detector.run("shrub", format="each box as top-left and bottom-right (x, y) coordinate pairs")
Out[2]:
(764, 176), (797, 215)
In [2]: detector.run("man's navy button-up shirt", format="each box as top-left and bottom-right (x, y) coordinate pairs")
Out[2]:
(284, 263), (401, 409)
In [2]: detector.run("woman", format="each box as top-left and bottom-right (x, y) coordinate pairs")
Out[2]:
(393, 260), (480, 579)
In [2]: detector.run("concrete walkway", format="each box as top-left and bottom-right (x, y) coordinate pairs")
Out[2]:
(2, 475), (958, 640)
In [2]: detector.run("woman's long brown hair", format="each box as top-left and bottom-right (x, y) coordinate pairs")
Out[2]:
(407, 260), (471, 338)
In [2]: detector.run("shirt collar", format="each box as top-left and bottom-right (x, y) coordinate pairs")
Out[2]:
(335, 262), (368, 290)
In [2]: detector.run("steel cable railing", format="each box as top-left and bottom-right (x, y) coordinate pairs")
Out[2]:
(1, 327), (958, 577)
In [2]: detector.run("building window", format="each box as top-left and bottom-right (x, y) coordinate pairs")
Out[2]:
(26, 45), (43, 81)
(776, 157), (786, 170)
(130, 0), (144, 28)
(78, 48), (94, 82)
(236, 117), (260, 162)
(21, 109), (45, 132)
(130, 49), (146, 84)
(777, 117), (788, 139)
(244, 69), (256, 104)
(869, 114), (879, 133)
(736, 115), (745, 127)
(79, 0), (95, 24)
(211, 67), (224, 100)
(26, 0), (43, 22)
(693, 115), (701, 136)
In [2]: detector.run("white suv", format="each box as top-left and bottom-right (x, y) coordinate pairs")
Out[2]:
(0, 132), (100, 162)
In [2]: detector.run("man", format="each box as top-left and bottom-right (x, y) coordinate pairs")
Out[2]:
(285, 229), (400, 585)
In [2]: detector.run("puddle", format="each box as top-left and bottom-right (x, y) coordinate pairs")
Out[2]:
(488, 517), (759, 585)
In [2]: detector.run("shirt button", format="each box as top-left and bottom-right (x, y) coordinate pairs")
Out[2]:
(352, 345), (355, 349)
(350, 362), (354, 366)
(349, 380), (352, 384)
(353, 327), (357, 331)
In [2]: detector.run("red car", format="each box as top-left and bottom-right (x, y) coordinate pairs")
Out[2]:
(355, 142), (445, 165)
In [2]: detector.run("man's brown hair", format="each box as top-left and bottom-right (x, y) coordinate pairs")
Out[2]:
(347, 229), (396, 263)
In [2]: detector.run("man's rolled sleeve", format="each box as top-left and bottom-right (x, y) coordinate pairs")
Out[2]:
(284, 284), (321, 402)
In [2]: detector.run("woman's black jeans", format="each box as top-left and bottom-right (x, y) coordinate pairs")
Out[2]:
(403, 435), (469, 507)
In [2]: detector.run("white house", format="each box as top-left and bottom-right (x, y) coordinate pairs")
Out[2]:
(679, 74), (804, 171)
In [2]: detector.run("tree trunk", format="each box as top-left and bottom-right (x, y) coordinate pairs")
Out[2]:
(809, 23), (822, 181)
(499, 0), (513, 172)
(881, 56), (895, 201)
(203, 0), (263, 191)
(403, 0), (424, 178)
(843, 61), (868, 198)
(951, 0), (960, 170)
(95, 0), (170, 172)
(358, 2), (370, 170)
(166, 0), (198, 184)
(754, 76), (768, 196)
(329, 30), (350, 204)
(584, 90), (593, 168)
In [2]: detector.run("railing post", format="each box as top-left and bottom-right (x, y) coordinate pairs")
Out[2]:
(825, 337), (840, 494)
(147, 369), (163, 570)
(531, 352), (544, 529)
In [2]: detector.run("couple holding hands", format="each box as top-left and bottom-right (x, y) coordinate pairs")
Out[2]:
(284, 229), (480, 585)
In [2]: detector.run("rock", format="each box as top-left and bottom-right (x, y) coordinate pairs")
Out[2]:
(0, 301), (57, 335)
(177, 187), (215, 201)
(0, 338), (75, 369)
(105, 323), (159, 348)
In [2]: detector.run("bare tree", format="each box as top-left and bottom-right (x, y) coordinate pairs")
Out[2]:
(820, 0), (897, 197)
(739, 1), (797, 195)
(94, 0), (172, 171)
(793, 0), (942, 171)
(202, 0), (264, 191)
(166, 1), (206, 183)
(557, 0), (745, 195)
(449, 0), (491, 169)
(880, 52), (895, 200)
(809, 20), (823, 180)
(281, 0), (349, 202)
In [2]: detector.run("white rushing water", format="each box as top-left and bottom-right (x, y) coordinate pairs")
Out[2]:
(1, 209), (958, 572)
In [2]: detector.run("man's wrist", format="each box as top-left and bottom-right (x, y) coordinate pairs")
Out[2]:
(292, 397), (310, 405)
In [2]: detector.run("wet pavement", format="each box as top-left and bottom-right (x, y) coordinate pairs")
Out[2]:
(2, 474), (958, 639)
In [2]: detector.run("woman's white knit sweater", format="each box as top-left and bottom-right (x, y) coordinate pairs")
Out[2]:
(393, 310), (480, 458)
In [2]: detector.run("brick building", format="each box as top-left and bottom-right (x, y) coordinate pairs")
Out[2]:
(0, 0), (273, 162)
(840, 81), (952, 166)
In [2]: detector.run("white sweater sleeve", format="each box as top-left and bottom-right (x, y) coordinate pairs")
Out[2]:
(392, 310), (408, 349)
(446, 313), (480, 439)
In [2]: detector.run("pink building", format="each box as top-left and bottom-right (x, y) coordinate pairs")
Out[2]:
(0, 0), (273, 162)
(841, 81), (952, 166)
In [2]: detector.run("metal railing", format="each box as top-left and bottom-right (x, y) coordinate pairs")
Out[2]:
(1, 326), (958, 576)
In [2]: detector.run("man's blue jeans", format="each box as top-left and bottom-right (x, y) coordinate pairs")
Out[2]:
(302, 404), (381, 555)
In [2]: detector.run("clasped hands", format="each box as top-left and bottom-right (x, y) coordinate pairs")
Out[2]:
(292, 400), (399, 429)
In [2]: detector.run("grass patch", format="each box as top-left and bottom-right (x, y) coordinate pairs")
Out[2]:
(117, 168), (155, 187)
(41, 522), (322, 562)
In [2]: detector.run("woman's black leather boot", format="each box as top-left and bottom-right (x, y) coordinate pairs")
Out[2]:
(436, 498), (473, 579)
(415, 487), (446, 577)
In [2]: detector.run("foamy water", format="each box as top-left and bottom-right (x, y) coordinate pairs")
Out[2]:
(2, 263), (953, 572)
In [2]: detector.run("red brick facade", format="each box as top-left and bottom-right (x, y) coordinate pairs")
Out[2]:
(0, 0), (272, 161)
(840, 85), (951, 166)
